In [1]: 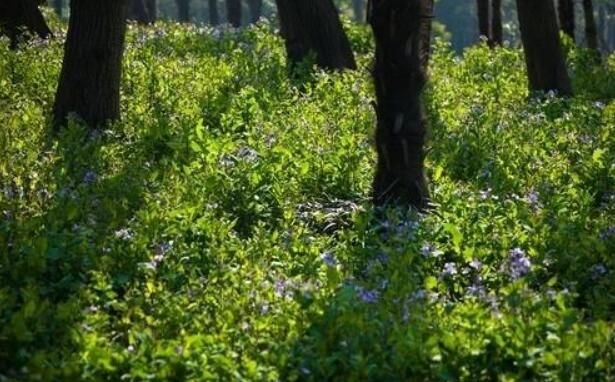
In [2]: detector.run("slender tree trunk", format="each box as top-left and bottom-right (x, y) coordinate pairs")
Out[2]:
(491, 0), (503, 46)
(558, 0), (575, 41)
(352, 0), (364, 22)
(368, 0), (432, 208)
(516, 0), (572, 96)
(129, 0), (155, 23)
(476, 0), (490, 42)
(226, 0), (241, 27)
(53, 0), (63, 17)
(0, 0), (51, 48)
(419, 0), (434, 68)
(209, 0), (219, 25)
(582, 0), (599, 51)
(247, 0), (262, 23)
(53, 0), (128, 128)
(275, 0), (356, 72)
(176, 0), (191, 22)
(146, 0), (157, 21)
(598, 3), (607, 51)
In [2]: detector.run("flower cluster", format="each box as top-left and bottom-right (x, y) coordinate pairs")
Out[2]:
(509, 248), (531, 279)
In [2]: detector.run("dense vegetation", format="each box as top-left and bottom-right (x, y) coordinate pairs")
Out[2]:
(1, 13), (615, 381)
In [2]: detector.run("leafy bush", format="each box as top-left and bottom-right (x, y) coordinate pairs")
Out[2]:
(0, 17), (614, 381)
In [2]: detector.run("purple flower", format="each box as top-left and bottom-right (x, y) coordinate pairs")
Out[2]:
(591, 264), (607, 278)
(355, 286), (380, 304)
(320, 252), (337, 267)
(469, 259), (482, 270)
(421, 244), (434, 257)
(83, 170), (97, 185)
(259, 302), (270, 315)
(509, 248), (531, 279)
(441, 262), (458, 277)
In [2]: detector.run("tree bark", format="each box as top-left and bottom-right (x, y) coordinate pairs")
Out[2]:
(369, 0), (432, 208)
(476, 0), (490, 42)
(558, 0), (575, 41)
(275, 0), (356, 71)
(516, 0), (572, 96)
(53, 0), (128, 128)
(0, 0), (51, 48)
(226, 0), (241, 27)
(209, 0), (219, 25)
(352, 0), (364, 22)
(52, 0), (63, 17)
(582, 0), (599, 51)
(176, 0), (191, 22)
(129, 0), (156, 23)
(247, 0), (262, 23)
(491, 0), (503, 46)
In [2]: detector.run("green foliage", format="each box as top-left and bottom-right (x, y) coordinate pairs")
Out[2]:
(1, 19), (614, 381)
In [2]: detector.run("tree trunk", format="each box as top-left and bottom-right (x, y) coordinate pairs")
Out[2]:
(247, 0), (262, 23)
(146, 0), (157, 21)
(516, 0), (572, 96)
(176, 0), (190, 22)
(352, 0), (364, 22)
(0, 0), (51, 48)
(53, 0), (128, 128)
(129, 0), (155, 23)
(582, 0), (599, 51)
(419, 0), (434, 68)
(209, 0), (219, 25)
(476, 0), (490, 42)
(226, 0), (241, 27)
(491, 0), (503, 46)
(53, 0), (63, 17)
(275, 0), (356, 71)
(369, 0), (432, 208)
(598, 3), (607, 51)
(557, 0), (575, 41)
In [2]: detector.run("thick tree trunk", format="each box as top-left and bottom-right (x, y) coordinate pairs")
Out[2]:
(369, 0), (432, 208)
(275, 0), (356, 71)
(53, 0), (63, 17)
(491, 0), (503, 46)
(476, 0), (490, 42)
(0, 0), (51, 48)
(53, 0), (128, 128)
(226, 0), (241, 27)
(176, 0), (190, 22)
(516, 0), (572, 96)
(582, 0), (599, 51)
(247, 0), (262, 23)
(209, 0), (219, 25)
(352, 0), (364, 22)
(419, 0), (434, 68)
(558, 0), (575, 41)
(129, 0), (156, 23)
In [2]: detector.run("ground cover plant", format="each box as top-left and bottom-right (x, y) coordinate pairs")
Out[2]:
(1, 14), (615, 381)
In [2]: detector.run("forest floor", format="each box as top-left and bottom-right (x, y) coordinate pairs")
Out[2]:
(1, 15), (615, 381)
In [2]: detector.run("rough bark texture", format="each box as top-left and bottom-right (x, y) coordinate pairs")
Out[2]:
(369, 0), (432, 208)
(209, 0), (219, 25)
(176, 0), (191, 22)
(491, 0), (503, 46)
(583, 0), (599, 51)
(248, 0), (262, 23)
(0, 0), (51, 48)
(516, 0), (572, 96)
(352, 0), (365, 22)
(226, 0), (241, 27)
(558, 0), (575, 41)
(129, 0), (156, 23)
(53, 0), (128, 128)
(476, 0), (490, 42)
(53, 0), (63, 17)
(276, 0), (357, 71)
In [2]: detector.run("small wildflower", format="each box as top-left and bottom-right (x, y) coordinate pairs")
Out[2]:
(114, 228), (134, 241)
(83, 170), (97, 185)
(509, 248), (531, 279)
(479, 188), (492, 200)
(594, 101), (605, 109)
(469, 259), (482, 270)
(300, 367), (311, 375)
(260, 302), (270, 315)
(591, 264), (607, 278)
(127, 345), (135, 353)
(599, 226), (615, 240)
(356, 287), (380, 304)
(320, 252), (337, 267)
(441, 262), (457, 277)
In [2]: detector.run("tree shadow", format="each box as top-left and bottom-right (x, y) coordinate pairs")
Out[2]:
(0, 119), (167, 378)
